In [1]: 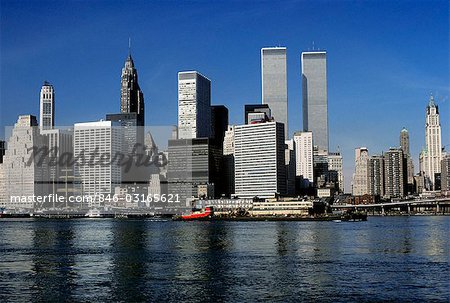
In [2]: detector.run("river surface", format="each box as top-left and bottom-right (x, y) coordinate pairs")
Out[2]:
(0, 216), (448, 302)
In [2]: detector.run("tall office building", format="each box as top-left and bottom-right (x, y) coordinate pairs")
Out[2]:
(106, 113), (140, 154)
(0, 140), (5, 164)
(234, 121), (286, 198)
(120, 53), (145, 126)
(285, 139), (296, 196)
(419, 95), (442, 190)
(441, 155), (450, 192)
(39, 81), (55, 131)
(74, 121), (123, 207)
(313, 147), (329, 188)
(211, 105), (229, 146)
(223, 126), (235, 156)
(261, 47), (288, 137)
(301, 51), (328, 151)
(328, 152), (344, 193)
(400, 127), (415, 191)
(368, 155), (385, 196)
(106, 113), (149, 186)
(167, 138), (221, 205)
(352, 147), (369, 196)
(0, 115), (49, 209)
(400, 127), (410, 155)
(293, 131), (314, 186)
(384, 148), (405, 198)
(222, 125), (235, 197)
(41, 129), (73, 195)
(178, 71), (211, 139)
(244, 104), (271, 124)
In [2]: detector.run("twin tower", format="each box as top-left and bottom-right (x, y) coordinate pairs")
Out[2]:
(261, 47), (328, 151)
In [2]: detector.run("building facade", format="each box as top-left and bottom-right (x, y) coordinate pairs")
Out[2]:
(419, 95), (442, 190)
(441, 155), (450, 193)
(0, 140), (5, 164)
(234, 122), (286, 198)
(73, 121), (123, 207)
(328, 152), (344, 193)
(293, 131), (314, 187)
(39, 81), (55, 131)
(368, 155), (384, 196)
(178, 71), (211, 139)
(352, 147), (369, 196)
(261, 47), (288, 138)
(301, 51), (328, 152)
(400, 127), (415, 192)
(0, 115), (49, 209)
(120, 53), (145, 126)
(384, 148), (405, 198)
(167, 138), (221, 206)
(285, 139), (296, 196)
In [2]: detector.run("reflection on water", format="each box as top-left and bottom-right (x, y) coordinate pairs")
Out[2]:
(0, 217), (448, 302)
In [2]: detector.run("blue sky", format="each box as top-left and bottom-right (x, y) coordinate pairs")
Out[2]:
(1, 0), (449, 192)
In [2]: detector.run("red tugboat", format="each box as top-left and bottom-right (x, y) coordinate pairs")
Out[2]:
(181, 206), (214, 221)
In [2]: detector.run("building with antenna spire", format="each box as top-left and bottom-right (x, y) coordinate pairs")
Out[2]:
(120, 42), (145, 127)
(419, 95), (442, 190)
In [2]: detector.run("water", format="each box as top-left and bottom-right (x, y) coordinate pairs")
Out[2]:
(0, 217), (448, 302)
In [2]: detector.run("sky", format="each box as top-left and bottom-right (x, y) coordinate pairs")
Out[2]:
(1, 0), (449, 192)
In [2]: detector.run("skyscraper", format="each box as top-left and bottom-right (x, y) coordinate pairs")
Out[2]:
(234, 121), (286, 198)
(400, 127), (410, 155)
(261, 47), (288, 138)
(400, 127), (415, 193)
(74, 121), (123, 207)
(384, 148), (405, 198)
(39, 81), (55, 131)
(0, 141), (5, 164)
(419, 95), (442, 189)
(120, 53), (145, 126)
(328, 152), (344, 193)
(368, 155), (385, 196)
(293, 131), (314, 186)
(0, 115), (49, 209)
(352, 147), (369, 196)
(301, 51), (328, 152)
(211, 105), (229, 147)
(441, 155), (450, 193)
(222, 125), (235, 196)
(178, 71), (211, 139)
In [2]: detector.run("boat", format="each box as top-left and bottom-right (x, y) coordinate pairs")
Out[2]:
(85, 209), (101, 218)
(180, 206), (214, 220)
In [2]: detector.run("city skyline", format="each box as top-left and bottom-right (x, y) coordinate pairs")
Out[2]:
(1, 0), (448, 192)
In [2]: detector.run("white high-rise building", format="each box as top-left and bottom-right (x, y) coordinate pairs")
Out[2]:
(178, 71), (211, 139)
(261, 47), (288, 138)
(419, 95), (442, 190)
(234, 122), (286, 198)
(223, 125), (235, 155)
(0, 115), (49, 209)
(74, 121), (122, 207)
(293, 131), (314, 186)
(39, 81), (55, 131)
(328, 152), (344, 192)
(352, 147), (369, 196)
(301, 51), (328, 152)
